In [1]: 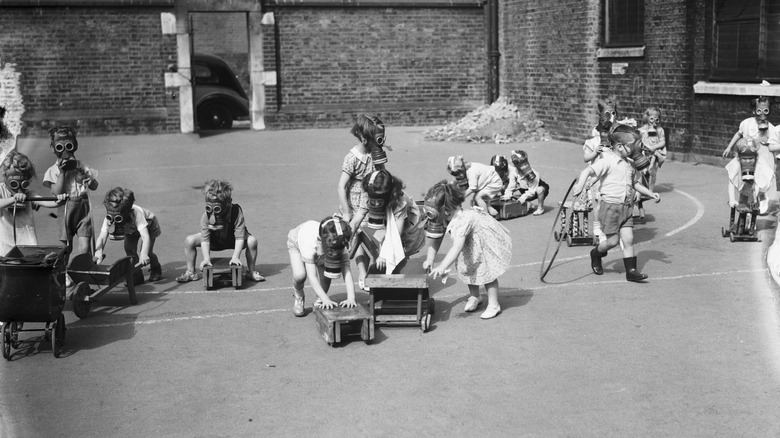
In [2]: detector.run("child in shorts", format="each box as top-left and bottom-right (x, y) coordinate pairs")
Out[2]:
(500, 150), (550, 216)
(572, 124), (660, 282)
(287, 216), (357, 317)
(93, 187), (163, 282)
(176, 180), (265, 283)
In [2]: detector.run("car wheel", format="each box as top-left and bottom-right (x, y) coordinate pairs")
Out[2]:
(198, 101), (233, 130)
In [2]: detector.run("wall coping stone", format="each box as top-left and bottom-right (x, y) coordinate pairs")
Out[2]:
(693, 81), (780, 97)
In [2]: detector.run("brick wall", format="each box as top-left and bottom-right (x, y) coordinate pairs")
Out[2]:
(264, 6), (486, 129)
(500, 0), (694, 153)
(0, 6), (179, 137)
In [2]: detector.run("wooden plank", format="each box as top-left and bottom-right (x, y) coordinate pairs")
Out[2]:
(364, 274), (428, 289)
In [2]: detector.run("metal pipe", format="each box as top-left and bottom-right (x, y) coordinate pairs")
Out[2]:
(486, 0), (499, 103)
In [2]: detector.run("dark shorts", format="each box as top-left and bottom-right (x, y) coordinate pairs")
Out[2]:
(61, 196), (93, 242)
(519, 179), (550, 201)
(598, 201), (633, 235)
(208, 231), (251, 252)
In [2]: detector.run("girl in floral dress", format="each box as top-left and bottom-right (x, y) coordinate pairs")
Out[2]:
(424, 180), (512, 319)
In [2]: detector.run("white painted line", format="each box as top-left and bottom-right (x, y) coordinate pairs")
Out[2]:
(664, 189), (705, 237)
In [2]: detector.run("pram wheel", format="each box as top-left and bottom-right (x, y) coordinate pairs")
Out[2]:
(72, 282), (93, 319)
(10, 322), (20, 348)
(420, 313), (431, 332)
(52, 313), (64, 358)
(2, 323), (11, 360)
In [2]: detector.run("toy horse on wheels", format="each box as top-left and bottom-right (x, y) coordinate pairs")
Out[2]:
(723, 138), (762, 242)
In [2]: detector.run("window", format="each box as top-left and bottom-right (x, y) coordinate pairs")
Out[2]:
(604, 0), (644, 47)
(712, 0), (780, 82)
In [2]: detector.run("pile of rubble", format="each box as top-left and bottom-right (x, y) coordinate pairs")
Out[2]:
(424, 97), (551, 144)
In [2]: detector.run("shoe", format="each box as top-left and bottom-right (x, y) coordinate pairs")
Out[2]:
(293, 295), (305, 317)
(624, 256), (648, 282)
(480, 305), (501, 319)
(148, 272), (162, 282)
(246, 271), (266, 282)
(532, 207), (544, 216)
(464, 296), (483, 312)
(590, 248), (604, 275)
(176, 270), (199, 283)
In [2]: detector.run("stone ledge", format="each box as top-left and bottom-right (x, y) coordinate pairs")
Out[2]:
(23, 108), (169, 122)
(693, 81), (780, 97)
(277, 101), (482, 113)
(596, 46), (645, 58)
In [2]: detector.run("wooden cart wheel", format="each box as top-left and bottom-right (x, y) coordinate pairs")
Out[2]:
(421, 313), (431, 332)
(72, 282), (92, 319)
(51, 313), (65, 358)
(721, 227), (728, 238)
(2, 323), (11, 360)
(44, 322), (51, 341)
(428, 298), (435, 315)
(566, 233), (573, 247)
(540, 179), (576, 281)
(730, 233), (735, 243)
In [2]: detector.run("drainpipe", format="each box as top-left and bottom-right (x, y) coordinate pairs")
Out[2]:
(486, 0), (500, 103)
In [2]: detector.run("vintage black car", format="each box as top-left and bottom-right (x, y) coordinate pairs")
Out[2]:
(193, 53), (249, 130)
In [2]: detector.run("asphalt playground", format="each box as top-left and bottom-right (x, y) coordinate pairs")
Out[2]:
(1, 125), (780, 437)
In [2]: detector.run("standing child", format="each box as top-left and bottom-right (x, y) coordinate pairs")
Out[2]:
(424, 180), (512, 319)
(176, 180), (265, 283)
(0, 151), (67, 255)
(287, 216), (357, 317)
(583, 115), (613, 242)
(500, 150), (550, 216)
(447, 155), (503, 218)
(42, 126), (99, 260)
(572, 124), (660, 282)
(722, 96), (780, 214)
(93, 187), (163, 282)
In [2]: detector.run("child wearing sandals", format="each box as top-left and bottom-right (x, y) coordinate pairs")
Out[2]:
(0, 151), (68, 255)
(93, 187), (162, 283)
(423, 180), (512, 319)
(500, 150), (549, 216)
(287, 216), (357, 317)
(176, 180), (265, 283)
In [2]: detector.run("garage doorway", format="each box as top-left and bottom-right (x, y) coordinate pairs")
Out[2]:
(190, 12), (250, 131)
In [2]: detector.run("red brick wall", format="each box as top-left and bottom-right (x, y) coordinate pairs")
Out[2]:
(0, 7), (179, 136)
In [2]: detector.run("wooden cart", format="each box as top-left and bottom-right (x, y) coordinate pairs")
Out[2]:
(364, 274), (434, 332)
(67, 253), (140, 319)
(314, 304), (374, 346)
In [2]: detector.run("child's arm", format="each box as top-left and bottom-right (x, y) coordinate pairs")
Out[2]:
(500, 168), (518, 200)
(230, 239), (245, 266)
(93, 226), (110, 263)
(572, 166), (596, 197)
(339, 264), (357, 308)
(723, 132), (742, 158)
(31, 193), (68, 208)
(583, 139), (600, 162)
(422, 237), (443, 272)
(0, 193), (26, 209)
(305, 262), (338, 309)
(49, 169), (69, 196)
(199, 241), (212, 268)
(634, 180), (660, 203)
(429, 234), (466, 280)
(137, 227), (152, 266)
(337, 171), (353, 222)
(767, 128), (780, 153)
(83, 176), (99, 191)
(727, 182), (738, 208)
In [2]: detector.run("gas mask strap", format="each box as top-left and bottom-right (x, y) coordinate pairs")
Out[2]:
(368, 171), (379, 187)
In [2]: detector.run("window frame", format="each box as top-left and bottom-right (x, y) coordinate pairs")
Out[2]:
(603, 0), (645, 48)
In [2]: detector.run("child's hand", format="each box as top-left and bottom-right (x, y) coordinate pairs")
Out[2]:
(375, 256), (386, 272)
(422, 258), (433, 273)
(229, 257), (242, 266)
(139, 255), (150, 266)
(319, 298), (338, 310)
(500, 194), (512, 201)
(341, 211), (352, 224)
(722, 147), (732, 158)
(428, 266), (450, 280)
(55, 194), (69, 203)
(13, 193), (26, 202)
(729, 200), (738, 208)
(199, 259), (212, 269)
(93, 249), (105, 264)
(651, 193), (661, 203)
(517, 193), (529, 204)
(339, 298), (357, 308)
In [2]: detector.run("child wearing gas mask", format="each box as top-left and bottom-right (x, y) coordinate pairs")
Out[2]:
(424, 180), (512, 319)
(93, 187), (162, 282)
(176, 180), (265, 283)
(499, 150), (549, 216)
(337, 115), (388, 224)
(572, 124), (660, 283)
(490, 155), (510, 194)
(42, 126), (99, 262)
(350, 169), (427, 283)
(722, 96), (780, 214)
(582, 111), (614, 243)
(287, 216), (357, 317)
(0, 151), (67, 255)
(446, 155), (503, 218)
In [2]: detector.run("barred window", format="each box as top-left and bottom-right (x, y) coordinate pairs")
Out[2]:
(604, 0), (645, 47)
(712, 0), (780, 82)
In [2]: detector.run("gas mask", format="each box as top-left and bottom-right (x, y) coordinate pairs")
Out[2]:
(448, 156), (468, 190)
(205, 199), (230, 231)
(618, 141), (651, 171)
(105, 207), (131, 241)
(755, 101), (770, 123)
(4, 170), (30, 210)
(510, 150), (537, 181)
(736, 139), (759, 182)
(598, 100), (617, 125)
(370, 121), (388, 167)
(321, 217), (347, 279)
(646, 110), (660, 136)
(422, 198), (445, 239)
(490, 155), (509, 186)
(50, 128), (78, 172)
(365, 172), (392, 230)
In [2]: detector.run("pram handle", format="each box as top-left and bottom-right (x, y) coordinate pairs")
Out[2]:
(15, 196), (63, 203)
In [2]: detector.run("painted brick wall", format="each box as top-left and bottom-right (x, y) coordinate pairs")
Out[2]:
(0, 7), (179, 137)
(500, 0), (694, 153)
